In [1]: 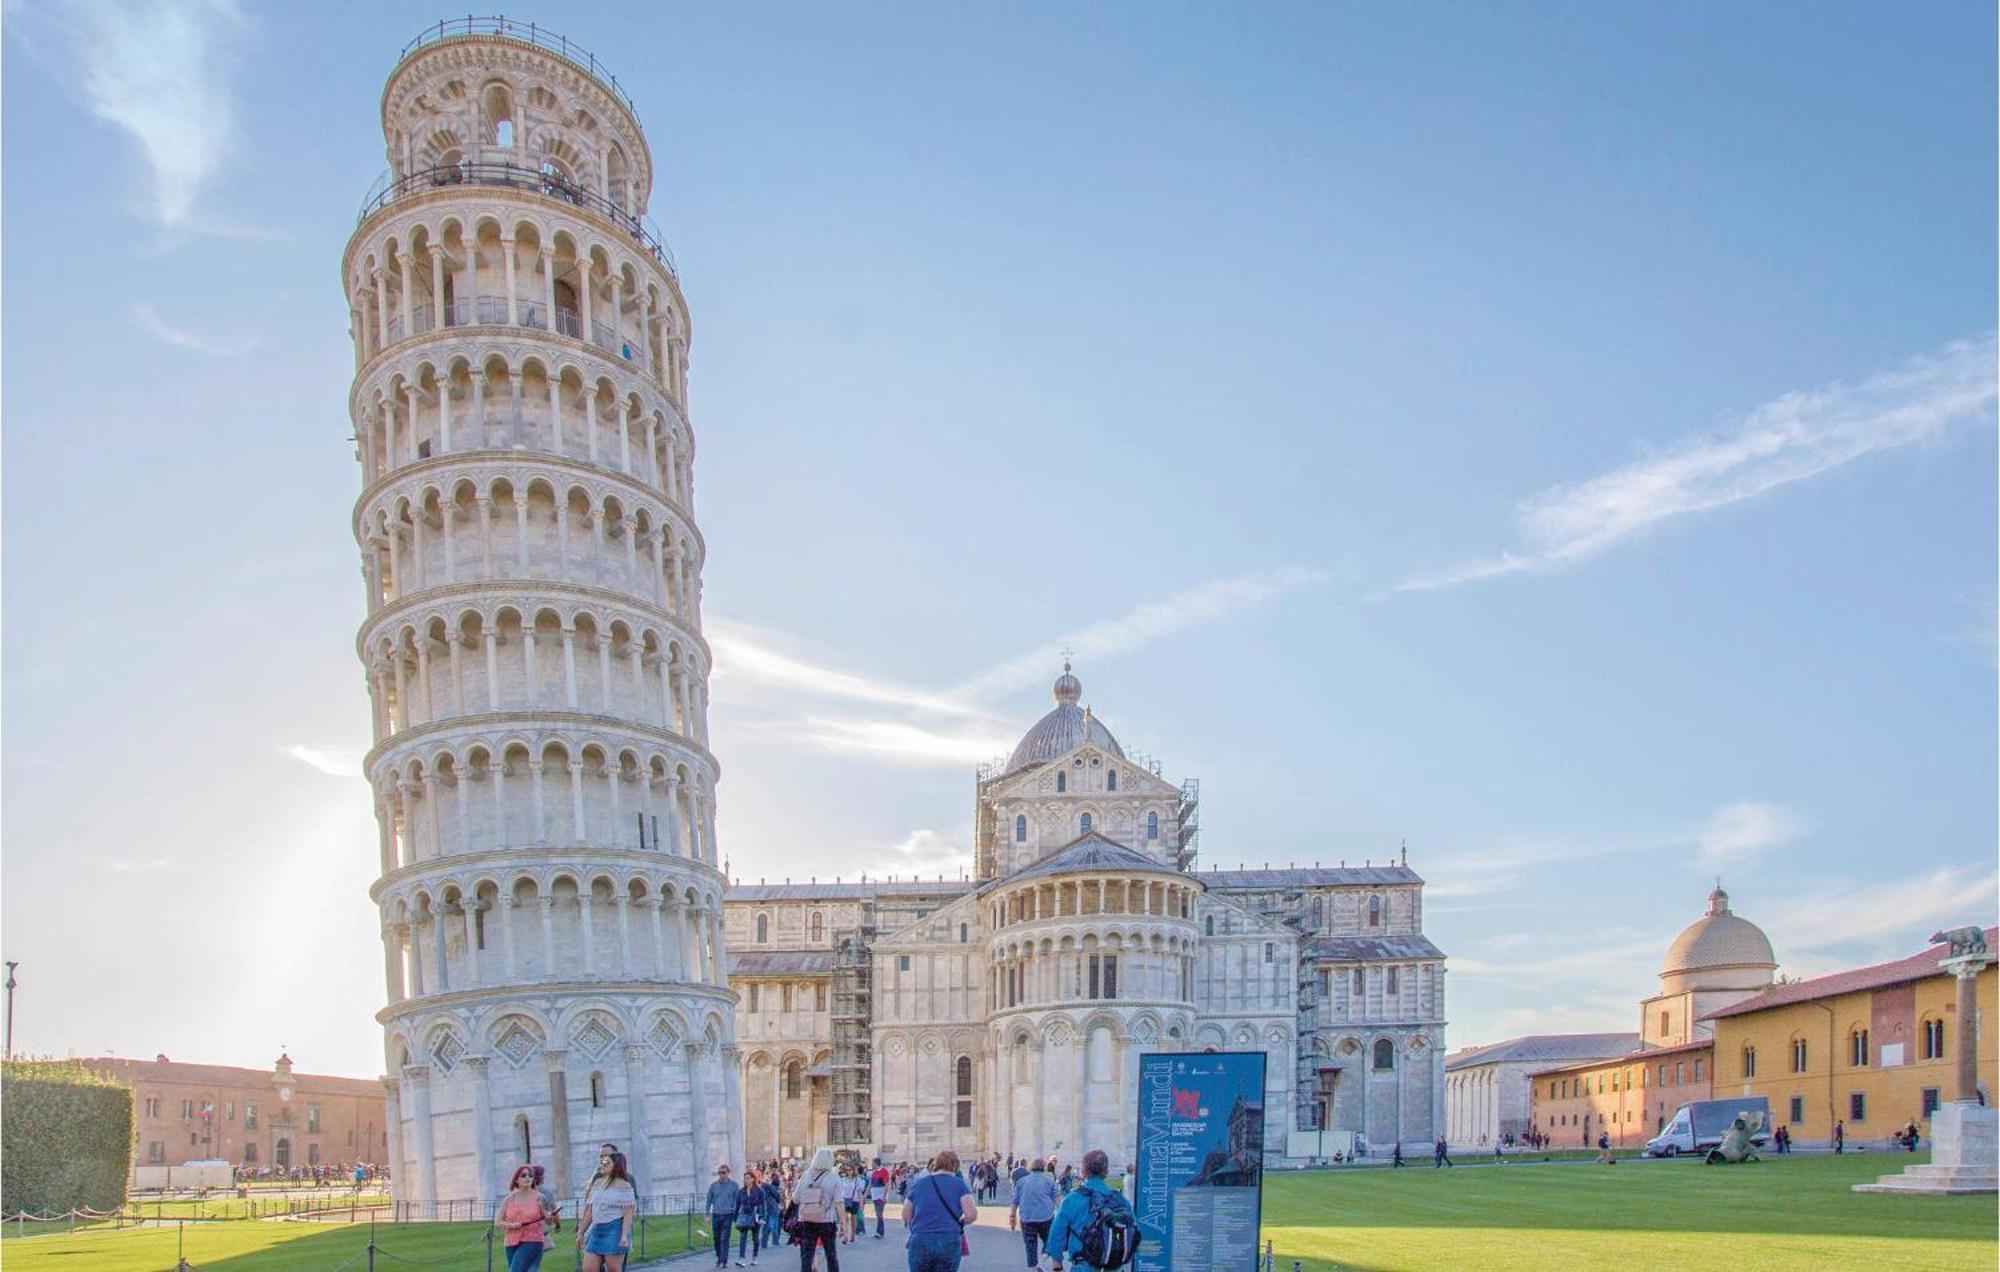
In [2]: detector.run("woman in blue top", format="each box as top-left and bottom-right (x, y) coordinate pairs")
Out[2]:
(899, 1149), (977, 1272)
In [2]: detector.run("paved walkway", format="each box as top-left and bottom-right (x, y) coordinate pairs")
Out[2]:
(656, 1210), (1040, 1272)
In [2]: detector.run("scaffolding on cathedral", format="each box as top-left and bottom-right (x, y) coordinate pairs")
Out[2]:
(828, 911), (876, 1147)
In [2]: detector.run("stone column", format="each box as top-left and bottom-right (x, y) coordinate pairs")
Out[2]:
(382, 1076), (405, 1203)
(403, 1065), (437, 1205)
(1952, 957), (1987, 1102)
(544, 1050), (573, 1197)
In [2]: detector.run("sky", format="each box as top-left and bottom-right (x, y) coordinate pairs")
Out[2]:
(2, 1), (1994, 1079)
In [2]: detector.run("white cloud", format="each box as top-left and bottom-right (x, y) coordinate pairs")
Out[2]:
(707, 620), (992, 719)
(32, 0), (247, 232)
(952, 567), (1327, 701)
(1398, 334), (1998, 592)
(1761, 864), (1998, 958)
(1696, 801), (1805, 865)
(857, 827), (975, 880)
(769, 717), (1013, 768)
(281, 744), (365, 778)
(130, 301), (260, 355)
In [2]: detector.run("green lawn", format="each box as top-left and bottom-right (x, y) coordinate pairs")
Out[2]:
(1260, 1154), (1997, 1271)
(0, 1213), (705, 1271)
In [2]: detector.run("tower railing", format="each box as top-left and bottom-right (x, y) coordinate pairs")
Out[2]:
(357, 162), (678, 279)
(396, 17), (642, 125)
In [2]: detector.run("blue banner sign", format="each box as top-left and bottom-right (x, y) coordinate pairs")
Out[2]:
(1133, 1050), (1267, 1272)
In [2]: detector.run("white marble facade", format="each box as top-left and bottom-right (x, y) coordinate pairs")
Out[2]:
(728, 669), (1448, 1164)
(351, 23), (735, 1204)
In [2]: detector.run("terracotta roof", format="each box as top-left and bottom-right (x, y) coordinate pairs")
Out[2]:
(81, 1057), (381, 1096)
(1528, 1038), (1712, 1079)
(1701, 927), (2000, 1021)
(1444, 1033), (1640, 1071)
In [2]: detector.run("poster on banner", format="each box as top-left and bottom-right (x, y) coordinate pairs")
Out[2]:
(1132, 1050), (1267, 1272)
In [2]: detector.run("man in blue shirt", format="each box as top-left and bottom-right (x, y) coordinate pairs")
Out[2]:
(1045, 1149), (1118, 1271)
(1009, 1158), (1060, 1268)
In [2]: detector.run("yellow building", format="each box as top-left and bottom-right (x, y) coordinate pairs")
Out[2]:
(1532, 1039), (1712, 1149)
(1703, 928), (1998, 1149)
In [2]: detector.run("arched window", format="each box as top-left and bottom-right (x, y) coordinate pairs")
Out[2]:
(1080, 813), (1093, 833)
(1372, 1040), (1395, 1071)
(589, 1072), (605, 1108)
(1056, 772), (1067, 793)
(515, 1113), (531, 1162)
(810, 912), (824, 942)
(959, 923), (969, 943)
(1368, 896), (1383, 927)
(1922, 1018), (1946, 1060)
(1015, 815), (1027, 843)
(1791, 1037), (1808, 1073)
(784, 1059), (803, 1099)
(1107, 771), (1117, 792)
(1850, 1028), (1871, 1067)
(1146, 811), (1159, 841)
(1204, 915), (1214, 936)
(956, 1055), (974, 1097)
(481, 83), (514, 149)
(1741, 1046), (1757, 1079)
(756, 914), (769, 944)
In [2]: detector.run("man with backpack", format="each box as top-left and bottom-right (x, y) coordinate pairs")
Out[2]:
(1045, 1149), (1139, 1270)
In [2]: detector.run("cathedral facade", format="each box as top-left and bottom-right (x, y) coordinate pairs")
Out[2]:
(726, 668), (1447, 1165)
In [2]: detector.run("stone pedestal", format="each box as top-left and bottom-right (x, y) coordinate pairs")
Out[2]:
(1853, 1103), (1998, 1195)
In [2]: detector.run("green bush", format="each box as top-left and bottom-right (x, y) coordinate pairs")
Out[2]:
(1, 1060), (132, 1215)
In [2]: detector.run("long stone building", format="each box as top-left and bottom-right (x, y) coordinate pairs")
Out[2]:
(348, 20), (736, 1204)
(727, 667), (1448, 1165)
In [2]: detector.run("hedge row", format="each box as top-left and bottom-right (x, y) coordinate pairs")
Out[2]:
(1, 1060), (132, 1214)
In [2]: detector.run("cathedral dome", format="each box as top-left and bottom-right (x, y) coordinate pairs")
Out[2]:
(1005, 664), (1123, 773)
(1662, 887), (1775, 978)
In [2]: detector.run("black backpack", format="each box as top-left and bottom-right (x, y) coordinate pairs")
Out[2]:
(1073, 1186), (1140, 1269)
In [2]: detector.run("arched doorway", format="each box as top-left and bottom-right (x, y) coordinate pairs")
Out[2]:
(274, 1138), (292, 1169)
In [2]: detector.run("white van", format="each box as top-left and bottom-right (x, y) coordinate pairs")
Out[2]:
(1643, 1098), (1771, 1157)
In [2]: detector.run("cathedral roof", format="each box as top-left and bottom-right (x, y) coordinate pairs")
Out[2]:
(1001, 663), (1124, 775)
(1196, 865), (1424, 890)
(1006, 832), (1181, 884)
(728, 950), (837, 976)
(1443, 1032), (1641, 1072)
(1304, 934), (1447, 962)
(1661, 887), (1775, 977)
(726, 879), (972, 902)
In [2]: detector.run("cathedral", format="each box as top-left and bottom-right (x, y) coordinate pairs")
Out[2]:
(726, 666), (1448, 1166)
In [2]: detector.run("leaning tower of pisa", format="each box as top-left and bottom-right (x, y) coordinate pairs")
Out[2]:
(345, 18), (738, 1206)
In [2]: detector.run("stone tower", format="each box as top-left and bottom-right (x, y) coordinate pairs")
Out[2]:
(346, 18), (737, 1206)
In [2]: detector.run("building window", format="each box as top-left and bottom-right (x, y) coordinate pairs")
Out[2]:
(1265, 943), (1275, 965)
(1147, 812), (1159, 841)
(1204, 915), (1214, 936)
(815, 984), (828, 1011)
(308, 1143), (321, 1166)
(1015, 816), (1027, 842)
(748, 984), (760, 1011)
(1789, 1095), (1804, 1124)
(1921, 1018), (1945, 1060)
(959, 923), (969, 943)
(782, 984), (794, 1012)
(1659, 1011), (1669, 1037)
(1368, 896), (1382, 927)
(1674, 1063), (1684, 1086)
(1372, 1039), (1395, 1071)
(1850, 1028), (1870, 1068)
(810, 912), (824, 942)
(1386, 966), (1399, 994)
(181, 1099), (195, 1120)
(898, 955), (911, 972)
(1657, 1064), (1667, 1086)
(244, 1102), (258, 1130)
(1922, 1087), (1940, 1118)
(516, 1115), (532, 1162)
(1352, 968), (1365, 995)
(147, 1142), (166, 1163)
(226, 1102), (234, 1121)
(308, 1104), (322, 1134)
(1107, 771), (1117, 792)
(785, 1060), (803, 1099)
(1080, 813), (1092, 833)
(1692, 1058), (1703, 1082)
(756, 914), (769, 944)
(1056, 772), (1066, 793)
(144, 1097), (161, 1118)
(1791, 1038), (1808, 1073)
(956, 1055), (974, 1097)
(243, 1143), (257, 1164)
(1311, 895), (1324, 927)
(1741, 1047), (1756, 1079)
(1850, 1091), (1866, 1122)
(589, 1072), (605, 1108)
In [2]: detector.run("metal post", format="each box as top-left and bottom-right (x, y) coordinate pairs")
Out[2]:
(4, 961), (18, 1057)
(1263, 1239), (1274, 1272)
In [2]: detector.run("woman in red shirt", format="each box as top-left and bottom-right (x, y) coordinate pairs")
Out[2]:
(495, 1164), (556, 1271)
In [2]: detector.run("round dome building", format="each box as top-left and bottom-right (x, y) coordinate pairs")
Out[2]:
(1642, 887), (1776, 1047)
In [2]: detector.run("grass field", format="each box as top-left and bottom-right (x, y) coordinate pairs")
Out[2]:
(0, 1212), (705, 1271)
(1261, 1153), (1997, 1270)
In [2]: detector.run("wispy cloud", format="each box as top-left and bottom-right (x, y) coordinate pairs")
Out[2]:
(863, 827), (975, 879)
(281, 744), (364, 778)
(130, 302), (261, 355)
(21, 0), (246, 232)
(1697, 801), (1804, 866)
(713, 567), (1327, 768)
(1398, 334), (1998, 592)
(952, 568), (1326, 701)
(1762, 864), (1997, 959)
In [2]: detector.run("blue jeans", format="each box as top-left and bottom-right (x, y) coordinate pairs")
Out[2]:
(1020, 1219), (1051, 1266)
(506, 1242), (546, 1272)
(907, 1230), (963, 1272)
(764, 1212), (782, 1246)
(711, 1215), (732, 1265)
(737, 1223), (762, 1259)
